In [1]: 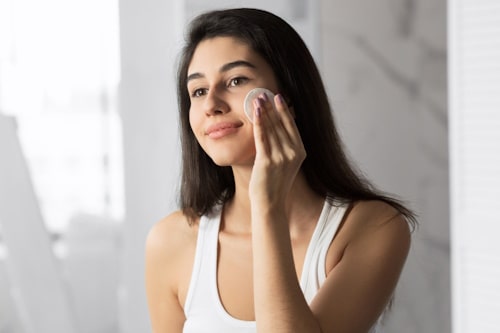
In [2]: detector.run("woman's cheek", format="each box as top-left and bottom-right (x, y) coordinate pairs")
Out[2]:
(188, 108), (203, 138)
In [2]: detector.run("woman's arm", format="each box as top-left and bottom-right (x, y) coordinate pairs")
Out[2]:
(249, 94), (411, 333)
(310, 202), (410, 333)
(251, 207), (322, 332)
(250, 93), (320, 332)
(251, 201), (410, 333)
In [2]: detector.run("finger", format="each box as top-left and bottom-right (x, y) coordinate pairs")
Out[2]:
(274, 94), (302, 146)
(255, 95), (288, 158)
(253, 103), (272, 157)
(254, 97), (282, 157)
(258, 93), (291, 149)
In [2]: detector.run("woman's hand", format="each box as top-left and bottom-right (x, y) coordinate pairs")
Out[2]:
(248, 93), (320, 333)
(249, 93), (306, 211)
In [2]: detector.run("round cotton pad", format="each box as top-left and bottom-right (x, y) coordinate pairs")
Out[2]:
(243, 88), (276, 123)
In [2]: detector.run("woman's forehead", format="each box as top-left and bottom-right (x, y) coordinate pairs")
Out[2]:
(187, 37), (260, 74)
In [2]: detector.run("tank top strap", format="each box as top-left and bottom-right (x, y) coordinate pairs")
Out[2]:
(300, 200), (350, 303)
(183, 207), (221, 319)
(183, 205), (256, 333)
(183, 201), (382, 333)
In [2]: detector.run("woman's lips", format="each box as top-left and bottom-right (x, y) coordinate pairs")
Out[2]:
(205, 121), (243, 139)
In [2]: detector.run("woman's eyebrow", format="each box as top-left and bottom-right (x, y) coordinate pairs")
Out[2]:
(220, 60), (256, 73)
(187, 60), (256, 83)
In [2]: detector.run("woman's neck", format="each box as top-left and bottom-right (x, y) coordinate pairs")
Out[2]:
(222, 166), (325, 235)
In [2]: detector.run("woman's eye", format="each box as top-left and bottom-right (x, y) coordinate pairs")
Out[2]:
(229, 77), (248, 87)
(191, 88), (207, 98)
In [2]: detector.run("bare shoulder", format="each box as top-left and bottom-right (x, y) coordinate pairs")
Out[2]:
(145, 211), (199, 331)
(146, 210), (198, 255)
(343, 199), (411, 256)
(343, 200), (410, 232)
(145, 210), (199, 299)
(313, 200), (413, 332)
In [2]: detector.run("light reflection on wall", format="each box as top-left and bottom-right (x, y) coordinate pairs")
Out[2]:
(0, 0), (123, 233)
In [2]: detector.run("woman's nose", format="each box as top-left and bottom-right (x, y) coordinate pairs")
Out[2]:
(203, 90), (229, 116)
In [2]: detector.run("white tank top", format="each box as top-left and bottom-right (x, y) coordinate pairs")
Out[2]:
(182, 200), (381, 333)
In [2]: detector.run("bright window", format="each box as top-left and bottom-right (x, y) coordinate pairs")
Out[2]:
(0, 0), (123, 233)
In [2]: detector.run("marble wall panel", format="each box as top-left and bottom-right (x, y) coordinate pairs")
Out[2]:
(319, 1), (449, 332)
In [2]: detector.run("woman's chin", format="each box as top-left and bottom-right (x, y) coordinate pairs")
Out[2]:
(210, 155), (255, 168)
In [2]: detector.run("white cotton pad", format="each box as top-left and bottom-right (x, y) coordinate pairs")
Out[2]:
(243, 88), (276, 123)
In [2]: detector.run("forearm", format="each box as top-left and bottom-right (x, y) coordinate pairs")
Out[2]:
(251, 207), (322, 333)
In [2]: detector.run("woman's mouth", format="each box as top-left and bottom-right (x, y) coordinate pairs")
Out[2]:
(205, 122), (243, 139)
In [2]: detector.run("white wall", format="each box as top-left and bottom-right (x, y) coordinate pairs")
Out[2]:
(449, 1), (500, 332)
(117, 0), (184, 332)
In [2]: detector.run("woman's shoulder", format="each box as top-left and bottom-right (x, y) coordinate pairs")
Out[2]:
(339, 199), (411, 249)
(349, 199), (408, 225)
(326, 199), (411, 285)
(145, 211), (200, 322)
(145, 210), (199, 270)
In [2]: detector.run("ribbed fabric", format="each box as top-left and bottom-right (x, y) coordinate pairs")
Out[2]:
(182, 207), (256, 333)
(182, 200), (380, 333)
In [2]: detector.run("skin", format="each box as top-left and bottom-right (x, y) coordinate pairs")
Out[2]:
(145, 37), (411, 333)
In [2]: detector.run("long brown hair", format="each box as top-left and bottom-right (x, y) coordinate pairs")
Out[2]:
(177, 8), (417, 228)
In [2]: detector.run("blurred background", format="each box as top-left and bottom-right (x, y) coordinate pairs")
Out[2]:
(0, 0), (498, 332)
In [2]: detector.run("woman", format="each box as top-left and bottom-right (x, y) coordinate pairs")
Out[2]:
(145, 8), (416, 333)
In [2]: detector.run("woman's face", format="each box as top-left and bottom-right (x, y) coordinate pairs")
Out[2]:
(187, 36), (279, 167)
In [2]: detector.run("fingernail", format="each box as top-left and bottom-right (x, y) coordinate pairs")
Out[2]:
(255, 107), (261, 118)
(254, 99), (261, 108)
(277, 94), (285, 104)
(260, 93), (269, 102)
